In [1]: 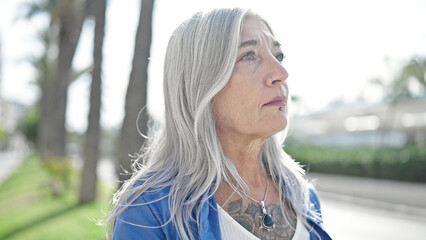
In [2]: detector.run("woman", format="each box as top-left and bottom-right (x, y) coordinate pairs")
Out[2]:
(105, 8), (332, 240)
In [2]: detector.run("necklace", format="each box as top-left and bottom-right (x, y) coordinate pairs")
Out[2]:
(241, 179), (275, 231)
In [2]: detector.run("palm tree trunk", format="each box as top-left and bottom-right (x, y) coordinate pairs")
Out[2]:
(116, 0), (155, 183)
(79, 0), (106, 204)
(39, 0), (87, 158)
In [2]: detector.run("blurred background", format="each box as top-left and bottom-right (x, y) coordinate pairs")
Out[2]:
(0, 0), (425, 239)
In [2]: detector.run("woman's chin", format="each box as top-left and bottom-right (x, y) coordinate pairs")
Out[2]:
(265, 116), (288, 137)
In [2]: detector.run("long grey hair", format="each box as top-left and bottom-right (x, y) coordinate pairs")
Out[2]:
(105, 8), (318, 240)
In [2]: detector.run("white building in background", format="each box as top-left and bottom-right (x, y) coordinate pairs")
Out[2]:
(0, 98), (25, 132)
(288, 99), (426, 148)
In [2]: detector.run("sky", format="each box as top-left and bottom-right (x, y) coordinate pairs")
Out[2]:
(1, 0), (426, 133)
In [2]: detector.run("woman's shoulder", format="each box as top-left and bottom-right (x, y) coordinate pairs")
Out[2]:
(130, 178), (172, 202)
(117, 175), (175, 220)
(305, 183), (324, 226)
(305, 183), (333, 240)
(112, 178), (174, 239)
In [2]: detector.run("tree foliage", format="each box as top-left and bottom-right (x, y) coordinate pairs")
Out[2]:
(371, 56), (426, 103)
(400, 56), (426, 89)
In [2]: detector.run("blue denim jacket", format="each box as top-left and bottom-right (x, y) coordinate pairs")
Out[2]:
(113, 184), (332, 240)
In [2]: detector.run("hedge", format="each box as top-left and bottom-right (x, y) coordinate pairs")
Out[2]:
(284, 145), (426, 183)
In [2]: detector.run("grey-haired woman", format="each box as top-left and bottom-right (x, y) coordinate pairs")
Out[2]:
(105, 8), (332, 240)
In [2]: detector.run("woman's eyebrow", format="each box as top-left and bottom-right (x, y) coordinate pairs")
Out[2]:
(239, 39), (281, 48)
(239, 39), (257, 48)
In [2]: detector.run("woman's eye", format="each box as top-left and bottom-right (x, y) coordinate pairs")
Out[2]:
(241, 50), (256, 61)
(275, 53), (285, 62)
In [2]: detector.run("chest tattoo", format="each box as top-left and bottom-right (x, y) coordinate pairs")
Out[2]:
(225, 198), (297, 240)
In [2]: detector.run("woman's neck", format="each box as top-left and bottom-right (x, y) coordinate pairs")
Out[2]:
(218, 132), (268, 187)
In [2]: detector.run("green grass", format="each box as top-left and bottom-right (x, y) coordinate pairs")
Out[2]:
(0, 155), (113, 240)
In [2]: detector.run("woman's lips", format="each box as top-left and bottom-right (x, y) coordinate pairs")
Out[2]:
(264, 96), (287, 106)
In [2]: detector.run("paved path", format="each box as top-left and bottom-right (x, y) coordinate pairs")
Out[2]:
(0, 135), (28, 185)
(321, 197), (426, 240)
(308, 172), (426, 218)
(97, 158), (117, 186)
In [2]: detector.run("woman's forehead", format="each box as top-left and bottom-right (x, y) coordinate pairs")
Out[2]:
(240, 17), (277, 47)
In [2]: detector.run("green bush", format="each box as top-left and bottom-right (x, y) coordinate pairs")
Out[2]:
(284, 145), (426, 182)
(17, 107), (40, 144)
(43, 157), (74, 196)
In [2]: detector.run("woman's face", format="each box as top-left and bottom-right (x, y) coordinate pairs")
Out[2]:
(213, 17), (289, 140)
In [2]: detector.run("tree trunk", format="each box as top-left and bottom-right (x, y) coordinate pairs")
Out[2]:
(39, 0), (87, 159)
(116, 0), (155, 184)
(79, 0), (106, 204)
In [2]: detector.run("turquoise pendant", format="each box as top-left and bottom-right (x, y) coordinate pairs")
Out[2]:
(259, 201), (275, 230)
(262, 214), (275, 228)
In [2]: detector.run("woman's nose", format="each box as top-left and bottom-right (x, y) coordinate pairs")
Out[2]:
(265, 57), (288, 87)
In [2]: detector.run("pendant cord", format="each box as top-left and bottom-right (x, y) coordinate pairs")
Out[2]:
(241, 178), (269, 205)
